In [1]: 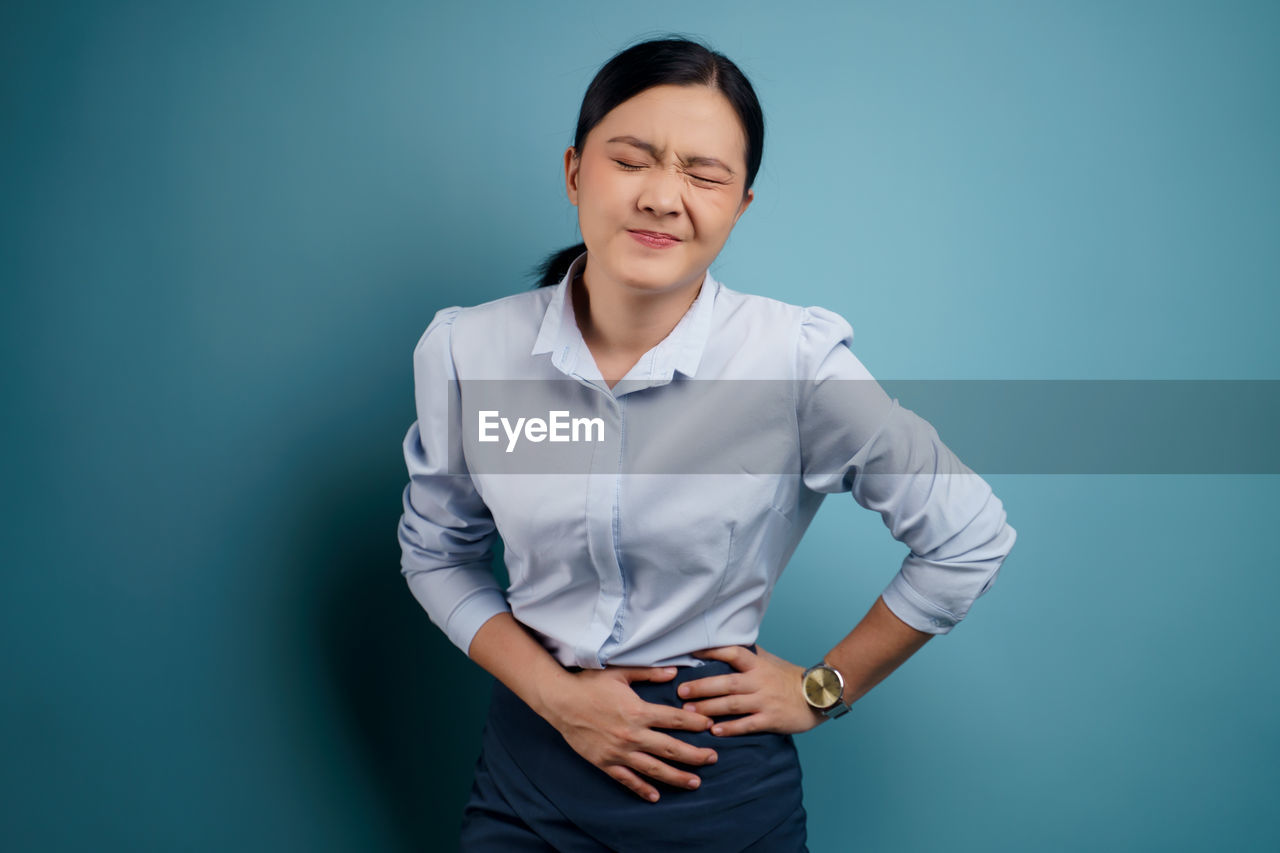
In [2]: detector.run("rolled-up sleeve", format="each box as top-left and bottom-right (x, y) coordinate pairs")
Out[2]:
(397, 306), (510, 656)
(795, 305), (1017, 634)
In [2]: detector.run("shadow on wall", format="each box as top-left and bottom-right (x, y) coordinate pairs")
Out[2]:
(287, 434), (502, 853)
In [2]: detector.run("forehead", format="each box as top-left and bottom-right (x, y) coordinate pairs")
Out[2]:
(591, 85), (746, 166)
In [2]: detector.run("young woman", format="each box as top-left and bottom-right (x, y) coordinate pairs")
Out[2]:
(397, 35), (1017, 852)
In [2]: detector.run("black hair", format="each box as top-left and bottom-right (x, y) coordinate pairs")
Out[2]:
(530, 34), (765, 288)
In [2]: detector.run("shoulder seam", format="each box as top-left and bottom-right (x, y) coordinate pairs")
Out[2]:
(458, 286), (549, 313)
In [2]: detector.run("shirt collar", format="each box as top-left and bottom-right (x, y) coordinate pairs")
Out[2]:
(530, 249), (721, 384)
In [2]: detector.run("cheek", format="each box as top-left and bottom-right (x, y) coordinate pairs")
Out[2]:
(687, 196), (739, 235)
(579, 175), (629, 217)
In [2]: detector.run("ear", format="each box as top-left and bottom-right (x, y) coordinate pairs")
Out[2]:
(564, 146), (580, 207)
(732, 187), (755, 226)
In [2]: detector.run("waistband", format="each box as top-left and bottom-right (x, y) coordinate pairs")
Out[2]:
(562, 643), (759, 676)
(478, 641), (804, 851)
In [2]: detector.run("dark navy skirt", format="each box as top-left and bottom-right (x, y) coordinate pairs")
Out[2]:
(458, 645), (809, 852)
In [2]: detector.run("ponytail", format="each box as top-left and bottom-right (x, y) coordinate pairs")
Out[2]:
(530, 242), (587, 289)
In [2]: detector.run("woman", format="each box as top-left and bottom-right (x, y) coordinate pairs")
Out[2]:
(397, 36), (1017, 851)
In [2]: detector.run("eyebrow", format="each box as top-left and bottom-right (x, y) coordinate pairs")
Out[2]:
(606, 135), (736, 175)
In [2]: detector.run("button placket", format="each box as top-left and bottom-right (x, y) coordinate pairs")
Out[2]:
(596, 394), (631, 665)
(577, 389), (625, 668)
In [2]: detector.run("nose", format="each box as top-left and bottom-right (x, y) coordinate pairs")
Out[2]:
(636, 164), (683, 218)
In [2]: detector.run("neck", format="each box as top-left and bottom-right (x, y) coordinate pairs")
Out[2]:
(571, 262), (704, 357)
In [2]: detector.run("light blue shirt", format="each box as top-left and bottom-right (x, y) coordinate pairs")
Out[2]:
(397, 250), (1017, 669)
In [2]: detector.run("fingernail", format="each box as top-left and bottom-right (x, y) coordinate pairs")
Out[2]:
(687, 778), (700, 789)
(678, 685), (689, 697)
(649, 792), (659, 802)
(712, 725), (723, 735)
(706, 753), (718, 764)
(683, 703), (695, 712)
(665, 667), (677, 675)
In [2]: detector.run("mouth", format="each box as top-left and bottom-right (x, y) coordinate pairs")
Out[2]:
(627, 229), (682, 249)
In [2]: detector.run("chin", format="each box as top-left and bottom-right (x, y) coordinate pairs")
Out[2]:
(618, 271), (674, 291)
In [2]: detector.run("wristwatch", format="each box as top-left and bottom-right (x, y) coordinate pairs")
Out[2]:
(801, 661), (851, 720)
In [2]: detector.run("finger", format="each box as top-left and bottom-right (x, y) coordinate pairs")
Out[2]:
(676, 672), (743, 701)
(642, 700), (714, 733)
(691, 645), (756, 670)
(618, 666), (679, 683)
(639, 730), (719, 769)
(682, 693), (758, 718)
(605, 764), (662, 803)
(627, 748), (706, 791)
(707, 713), (765, 737)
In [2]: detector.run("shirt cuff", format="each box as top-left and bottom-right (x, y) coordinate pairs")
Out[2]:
(879, 570), (960, 634)
(451, 587), (512, 657)
(403, 574), (511, 658)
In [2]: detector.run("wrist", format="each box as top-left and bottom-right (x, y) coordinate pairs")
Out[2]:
(821, 649), (859, 706)
(530, 663), (576, 721)
(801, 660), (852, 721)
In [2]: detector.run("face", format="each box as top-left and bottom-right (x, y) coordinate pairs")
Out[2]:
(564, 84), (754, 297)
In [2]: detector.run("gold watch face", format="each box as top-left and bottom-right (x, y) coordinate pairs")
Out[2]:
(803, 666), (843, 709)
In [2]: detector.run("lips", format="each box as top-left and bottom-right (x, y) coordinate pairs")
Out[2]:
(628, 229), (682, 248)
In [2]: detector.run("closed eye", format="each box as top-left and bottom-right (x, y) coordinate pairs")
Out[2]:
(612, 159), (725, 184)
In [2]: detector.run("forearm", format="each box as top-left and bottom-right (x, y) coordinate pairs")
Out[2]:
(823, 595), (934, 707)
(468, 611), (576, 719)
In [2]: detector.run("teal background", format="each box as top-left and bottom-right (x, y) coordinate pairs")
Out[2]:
(3, 1), (1277, 851)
